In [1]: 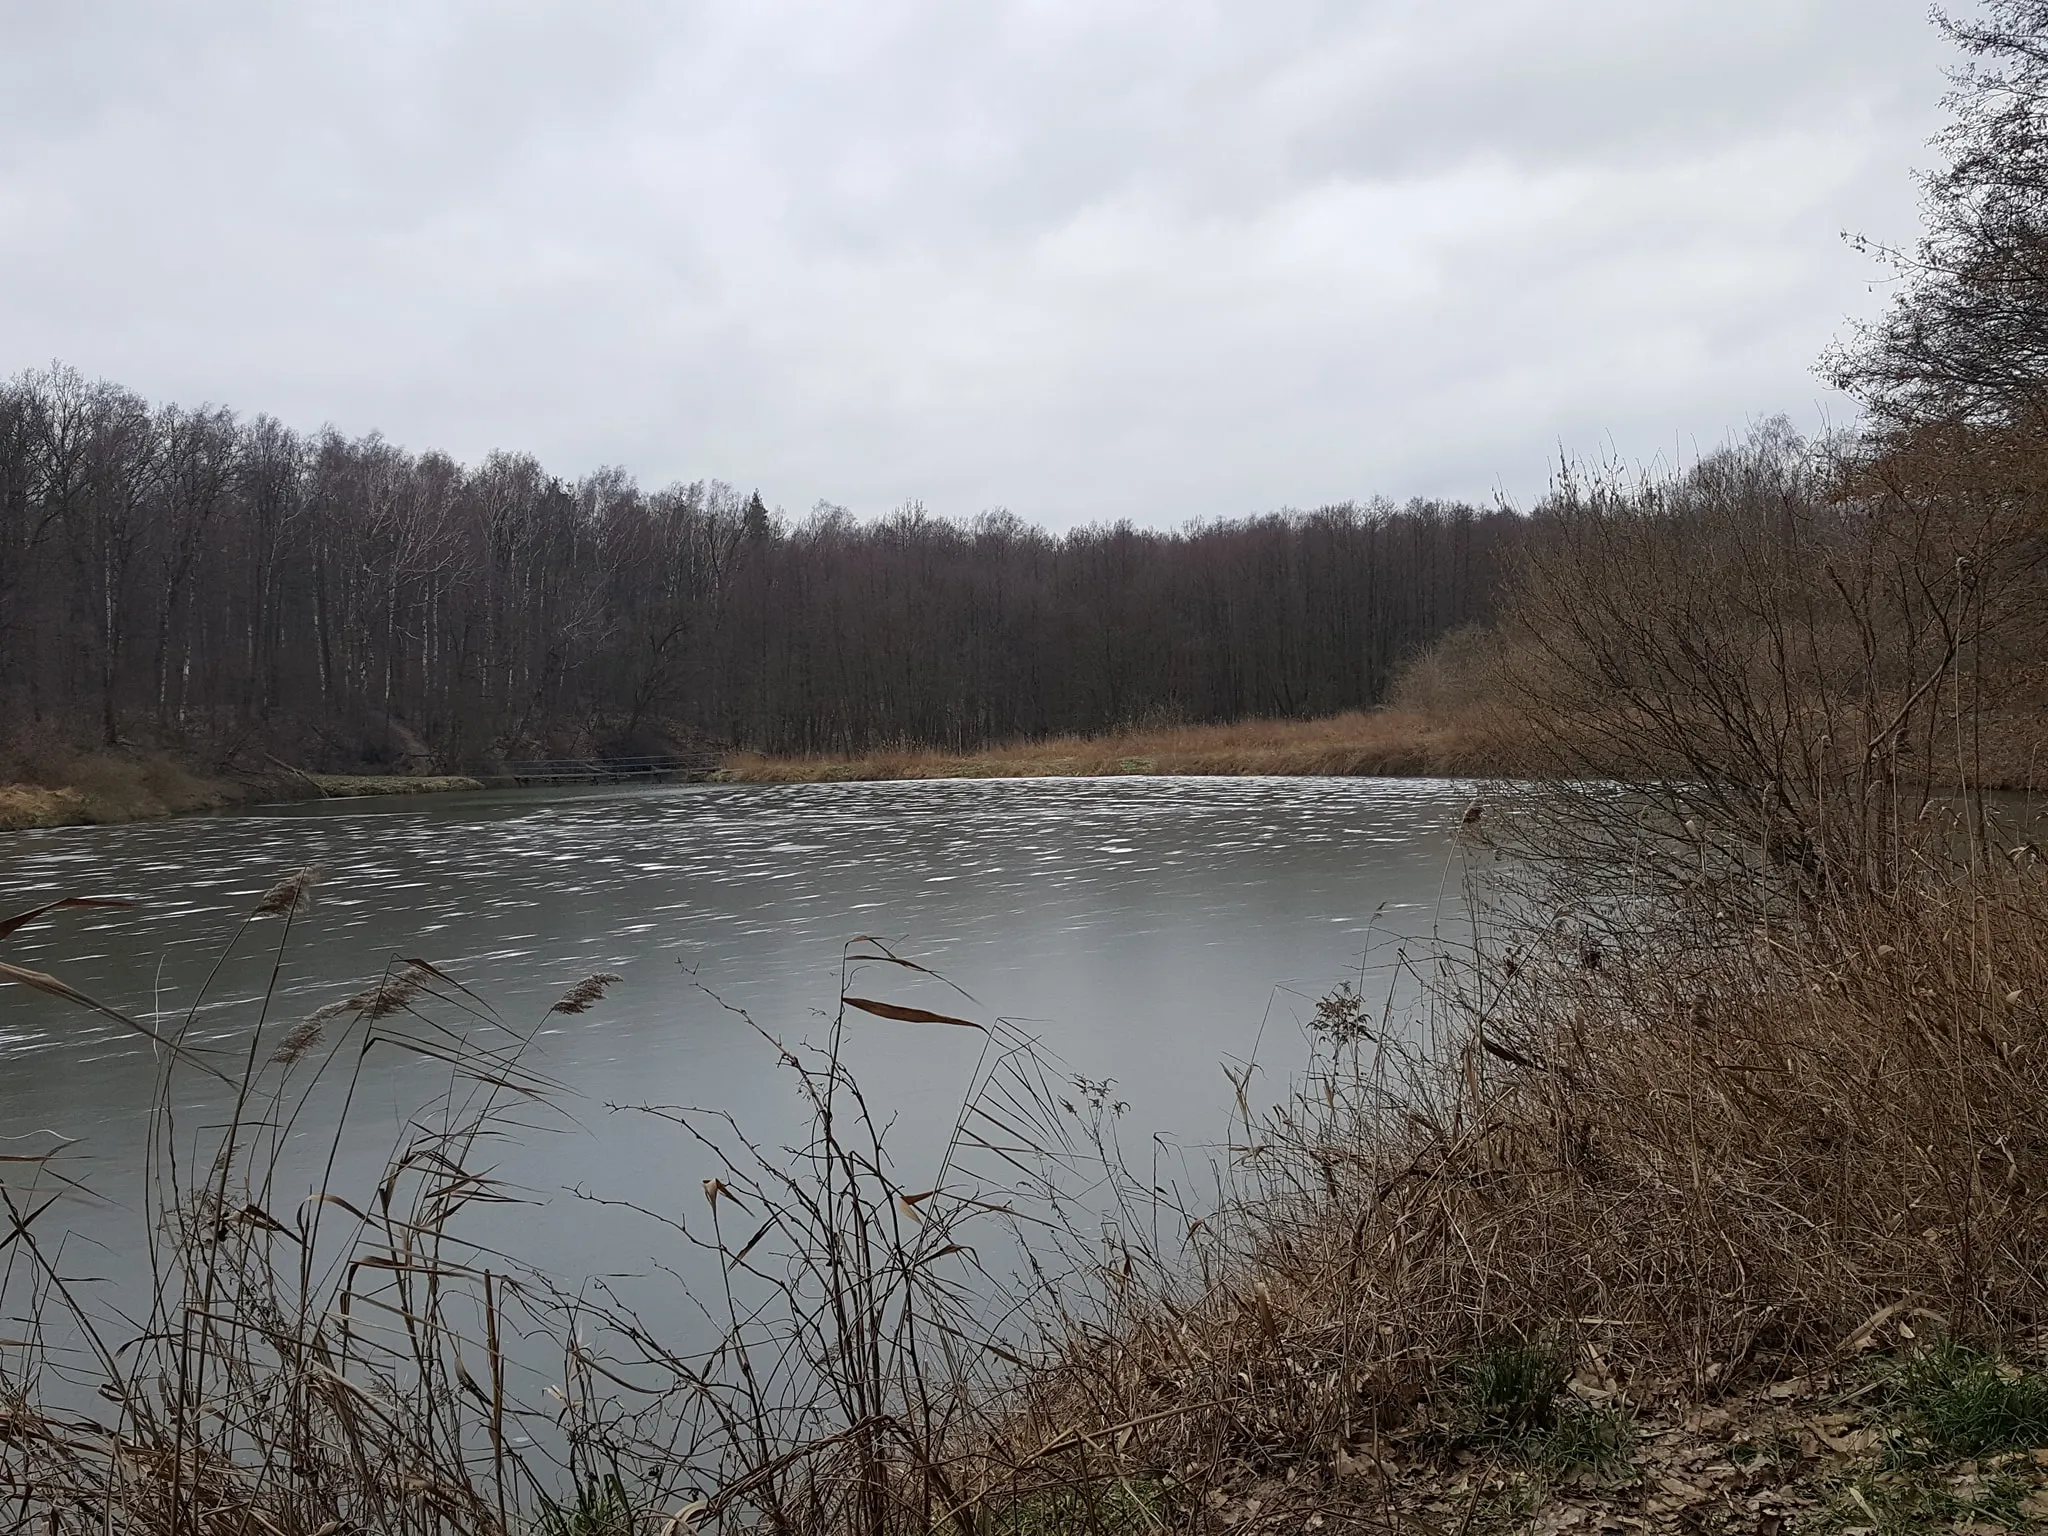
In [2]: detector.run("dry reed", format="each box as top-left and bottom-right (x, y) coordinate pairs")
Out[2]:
(0, 887), (579, 1536)
(994, 861), (2048, 1489)
(7, 766), (2048, 1531)
(715, 707), (1521, 786)
(0, 896), (1138, 1536)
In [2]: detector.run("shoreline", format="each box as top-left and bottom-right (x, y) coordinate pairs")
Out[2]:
(714, 708), (1517, 784)
(10, 730), (2048, 1530)
(1, 711), (1515, 832)
(11, 702), (2045, 833)
(0, 764), (490, 834)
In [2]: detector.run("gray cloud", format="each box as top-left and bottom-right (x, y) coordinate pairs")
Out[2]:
(0, 0), (1956, 525)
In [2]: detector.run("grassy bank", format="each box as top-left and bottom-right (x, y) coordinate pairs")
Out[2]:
(0, 745), (259, 830)
(0, 744), (488, 832)
(976, 825), (2048, 1533)
(0, 709), (1512, 831)
(716, 706), (1519, 784)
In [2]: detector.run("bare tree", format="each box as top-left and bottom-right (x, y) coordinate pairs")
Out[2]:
(1488, 422), (2048, 914)
(0, 363), (1521, 769)
(1829, 0), (2048, 428)
(149, 403), (238, 728)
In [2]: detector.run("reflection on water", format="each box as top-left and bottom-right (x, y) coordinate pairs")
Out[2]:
(0, 776), (1477, 1303)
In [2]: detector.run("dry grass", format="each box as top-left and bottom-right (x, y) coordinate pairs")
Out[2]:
(0, 782), (85, 829)
(8, 823), (2048, 1532)
(0, 725), (253, 830)
(0, 740), (487, 832)
(0, 885), (602, 1536)
(0, 753), (236, 830)
(0, 882), (1126, 1536)
(716, 707), (1525, 784)
(967, 837), (2048, 1531)
(10, 693), (2048, 1528)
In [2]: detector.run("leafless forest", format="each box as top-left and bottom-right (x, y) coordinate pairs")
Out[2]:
(0, 370), (1521, 768)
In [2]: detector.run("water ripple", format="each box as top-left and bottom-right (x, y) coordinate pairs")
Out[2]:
(0, 775), (1479, 1247)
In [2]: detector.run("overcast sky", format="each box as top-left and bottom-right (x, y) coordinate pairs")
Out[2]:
(0, 2), (1958, 527)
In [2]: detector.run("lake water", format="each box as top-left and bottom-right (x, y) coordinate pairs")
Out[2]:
(0, 776), (1476, 1348)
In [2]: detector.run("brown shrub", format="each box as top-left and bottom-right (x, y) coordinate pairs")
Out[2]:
(1485, 423), (2048, 910)
(991, 864), (2048, 1509)
(0, 782), (84, 829)
(0, 723), (240, 827)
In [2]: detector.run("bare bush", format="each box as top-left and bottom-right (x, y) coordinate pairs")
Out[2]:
(1480, 421), (2048, 913)
(1005, 860), (2048, 1524)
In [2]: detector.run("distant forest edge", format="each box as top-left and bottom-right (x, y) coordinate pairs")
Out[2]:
(0, 363), (1518, 781)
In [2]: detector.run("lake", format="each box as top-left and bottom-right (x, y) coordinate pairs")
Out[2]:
(0, 776), (1477, 1345)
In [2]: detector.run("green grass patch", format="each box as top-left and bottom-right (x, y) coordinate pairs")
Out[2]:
(1800, 1344), (2048, 1532)
(1459, 1340), (1573, 1439)
(1810, 1466), (2036, 1535)
(1451, 1339), (1635, 1481)
(1524, 1405), (1636, 1480)
(538, 1472), (637, 1536)
(1885, 1341), (2048, 1458)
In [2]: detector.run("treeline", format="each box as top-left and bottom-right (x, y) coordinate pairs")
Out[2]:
(0, 363), (1520, 766)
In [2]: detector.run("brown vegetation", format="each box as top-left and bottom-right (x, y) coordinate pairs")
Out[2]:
(0, 782), (83, 829)
(0, 731), (248, 829)
(715, 705), (1522, 784)
(0, 727), (498, 831)
(14, 9), (2048, 1531)
(0, 893), (590, 1536)
(978, 842), (2048, 1532)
